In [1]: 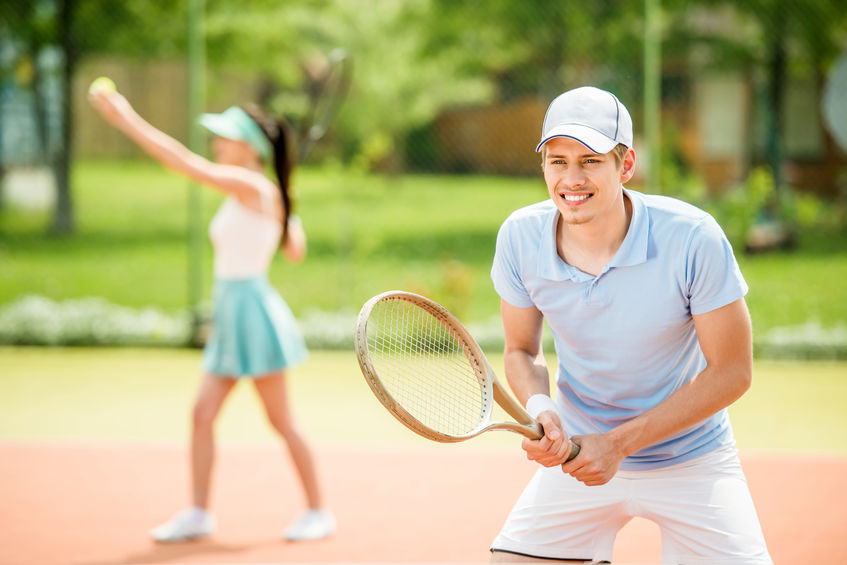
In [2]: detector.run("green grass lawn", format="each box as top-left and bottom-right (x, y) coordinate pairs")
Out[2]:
(1, 346), (845, 454)
(3, 160), (846, 337)
(0, 161), (545, 322)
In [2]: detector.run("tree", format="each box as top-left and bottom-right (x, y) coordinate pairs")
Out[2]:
(0, 0), (185, 234)
(424, 1), (646, 102)
(671, 0), (846, 187)
(203, 0), (495, 170)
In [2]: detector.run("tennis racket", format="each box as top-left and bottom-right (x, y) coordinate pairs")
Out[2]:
(297, 47), (353, 163)
(355, 290), (579, 460)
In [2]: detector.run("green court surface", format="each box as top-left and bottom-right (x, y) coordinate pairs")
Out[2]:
(1, 346), (845, 454)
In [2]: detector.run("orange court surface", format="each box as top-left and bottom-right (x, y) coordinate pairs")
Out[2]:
(1, 442), (844, 565)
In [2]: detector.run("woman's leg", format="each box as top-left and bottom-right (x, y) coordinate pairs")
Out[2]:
(252, 371), (322, 509)
(191, 373), (237, 509)
(149, 373), (235, 542)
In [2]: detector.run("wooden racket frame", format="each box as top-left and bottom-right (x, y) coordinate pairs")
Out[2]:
(355, 290), (543, 442)
(297, 48), (353, 163)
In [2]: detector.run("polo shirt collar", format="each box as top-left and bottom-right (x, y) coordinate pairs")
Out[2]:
(609, 188), (649, 268)
(536, 187), (649, 281)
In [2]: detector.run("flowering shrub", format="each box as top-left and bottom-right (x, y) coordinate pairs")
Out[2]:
(2, 295), (844, 359)
(0, 296), (191, 346)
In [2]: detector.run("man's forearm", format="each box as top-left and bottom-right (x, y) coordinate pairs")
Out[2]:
(503, 348), (551, 406)
(606, 362), (751, 457)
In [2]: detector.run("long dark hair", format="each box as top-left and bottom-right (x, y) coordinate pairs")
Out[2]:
(241, 104), (294, 244)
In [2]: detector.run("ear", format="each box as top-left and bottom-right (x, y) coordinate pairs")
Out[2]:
(620, 148), (636, 183)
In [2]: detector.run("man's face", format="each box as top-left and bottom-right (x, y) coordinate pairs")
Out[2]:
(542, 136), (635, 226)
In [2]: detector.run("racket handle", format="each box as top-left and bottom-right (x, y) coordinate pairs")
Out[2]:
(531, 421), (580, 462)
(566, 441), (580, 462)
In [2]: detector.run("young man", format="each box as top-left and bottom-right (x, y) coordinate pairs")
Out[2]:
(489, 86), (772, 564)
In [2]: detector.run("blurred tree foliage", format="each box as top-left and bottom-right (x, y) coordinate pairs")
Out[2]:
(665, 0), (846, 226)
(2, 0), (846, 233)
(203, 0), (494, 170)
(424, 0), (646, 102)
(0, 0), (184, 234)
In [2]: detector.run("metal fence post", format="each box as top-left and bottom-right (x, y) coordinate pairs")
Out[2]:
(187, 0), (206, 346)
(644, 0), (661, 194)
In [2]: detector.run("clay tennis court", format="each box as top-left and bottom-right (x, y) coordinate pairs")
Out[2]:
(2, 349), (845, 564)
(1, 442), (844, 564)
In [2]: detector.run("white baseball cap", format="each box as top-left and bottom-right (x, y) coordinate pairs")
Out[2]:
(536, 86), (633, 154)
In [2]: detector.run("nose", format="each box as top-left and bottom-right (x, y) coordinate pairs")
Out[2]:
(560, 165), (586, 189)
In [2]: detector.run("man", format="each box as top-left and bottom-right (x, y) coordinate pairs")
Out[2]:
(489, 86), (772, 564)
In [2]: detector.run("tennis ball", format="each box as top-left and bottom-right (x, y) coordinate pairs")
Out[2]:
(88, 76), (116, 95)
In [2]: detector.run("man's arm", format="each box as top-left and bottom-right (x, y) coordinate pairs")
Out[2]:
(501, 299), (576, 466)
(562, 297), (753, 486)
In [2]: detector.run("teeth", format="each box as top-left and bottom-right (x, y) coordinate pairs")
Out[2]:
(563, 193), (590, 202)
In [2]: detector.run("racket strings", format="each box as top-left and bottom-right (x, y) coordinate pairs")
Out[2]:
(367, 298), (490, 437)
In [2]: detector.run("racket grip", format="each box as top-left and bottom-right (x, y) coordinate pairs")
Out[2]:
(565, 441), (580, 462)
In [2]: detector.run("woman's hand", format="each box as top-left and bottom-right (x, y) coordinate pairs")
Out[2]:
(88, 88), (133, 130)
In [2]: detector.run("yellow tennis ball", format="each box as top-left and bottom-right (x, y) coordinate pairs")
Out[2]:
(88, 76), (116, 95)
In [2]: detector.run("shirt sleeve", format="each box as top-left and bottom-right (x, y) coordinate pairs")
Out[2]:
(686, 215), (749, 315)
(491, 218), (535, 308)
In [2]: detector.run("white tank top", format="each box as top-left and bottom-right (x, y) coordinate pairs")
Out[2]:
(209, 196), (281, 279)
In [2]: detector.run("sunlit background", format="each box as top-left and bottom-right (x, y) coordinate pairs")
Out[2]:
(2, 1), (846, 359)
(1, 2), (846, 564)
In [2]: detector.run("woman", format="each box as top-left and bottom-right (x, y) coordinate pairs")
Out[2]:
(89, 89), (335, 543)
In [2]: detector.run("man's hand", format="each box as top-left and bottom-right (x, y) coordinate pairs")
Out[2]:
(521, 410), (575, 467)
(560, 433), (626, 486)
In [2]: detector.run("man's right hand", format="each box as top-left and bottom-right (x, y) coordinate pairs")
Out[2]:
(521, 410), (575, 467)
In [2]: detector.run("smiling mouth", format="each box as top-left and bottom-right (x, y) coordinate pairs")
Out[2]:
(561, 193), (592, 202)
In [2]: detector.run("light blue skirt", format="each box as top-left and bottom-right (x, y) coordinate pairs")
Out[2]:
(203, 276), (308, 378)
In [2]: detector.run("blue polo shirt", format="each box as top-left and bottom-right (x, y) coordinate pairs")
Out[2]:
(491, 188), (748, 470)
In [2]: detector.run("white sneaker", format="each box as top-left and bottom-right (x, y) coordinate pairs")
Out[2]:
(149, 507), (216, 542)
(284, 509), (336, 541)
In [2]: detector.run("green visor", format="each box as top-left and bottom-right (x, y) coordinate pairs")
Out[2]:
(198, 106), (272, 160)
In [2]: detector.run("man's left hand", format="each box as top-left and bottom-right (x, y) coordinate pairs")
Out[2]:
(560, 433), (626, 486)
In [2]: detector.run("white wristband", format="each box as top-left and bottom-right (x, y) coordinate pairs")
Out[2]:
(525, 394), (557, 419)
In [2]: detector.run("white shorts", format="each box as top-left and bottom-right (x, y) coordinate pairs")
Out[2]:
(491, 444), (772, 564)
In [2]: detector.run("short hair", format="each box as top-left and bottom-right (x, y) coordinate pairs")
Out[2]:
(541, 142), (629, 169)
(611, 143), (628, 167)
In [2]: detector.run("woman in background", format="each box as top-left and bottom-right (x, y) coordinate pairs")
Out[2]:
(89, 88), (335, 543)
